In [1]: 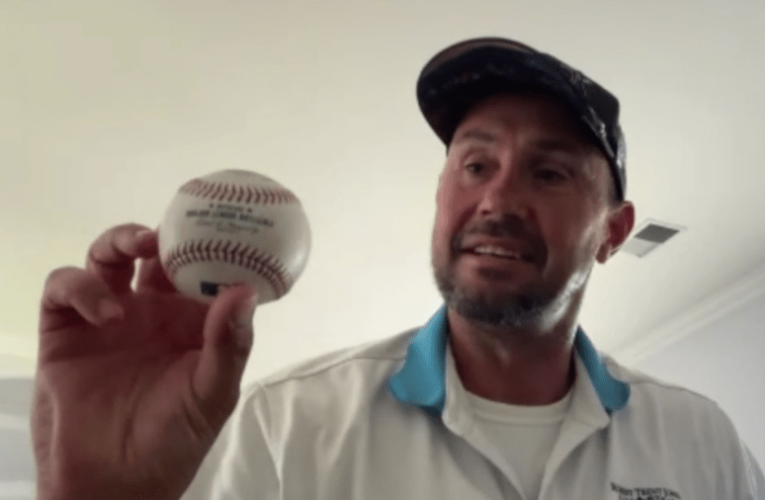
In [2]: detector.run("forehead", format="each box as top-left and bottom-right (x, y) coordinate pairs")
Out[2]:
(448, 92), (611, 189)
(451, 91), (598, 152)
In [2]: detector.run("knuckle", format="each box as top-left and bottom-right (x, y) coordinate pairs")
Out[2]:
(87, 222), (150, 263)
(44, 266), (80, 289)
(96, 222), (144, 244)
(115, 222), (153, 238)
(43, 266), (105, 301)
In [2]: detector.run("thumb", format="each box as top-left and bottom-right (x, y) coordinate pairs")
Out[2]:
(193, 284), (258, 426)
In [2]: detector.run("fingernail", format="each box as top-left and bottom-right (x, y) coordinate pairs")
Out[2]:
(98, 298), (124, 323)
(135, 229), (154, 240)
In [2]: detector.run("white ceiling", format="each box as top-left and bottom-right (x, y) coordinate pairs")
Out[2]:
(2, 0), (764, 383)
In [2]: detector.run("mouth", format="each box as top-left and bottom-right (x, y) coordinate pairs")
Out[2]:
(461, 243), (535, 264)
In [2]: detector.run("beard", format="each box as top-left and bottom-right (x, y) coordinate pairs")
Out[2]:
(432, 257), (554, 329)
(431, 217), (567, 330)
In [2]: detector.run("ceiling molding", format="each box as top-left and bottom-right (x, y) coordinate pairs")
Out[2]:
(613, 260), (765, 366)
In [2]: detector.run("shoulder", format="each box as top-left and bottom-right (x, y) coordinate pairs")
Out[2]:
(602, 354), (743, 451)
(603, 354), (719, 406)
(239, 327), (418, 409)
(232, 327), (421, 449)
(603, 354), (722, 411)
(255, 328), (416, 388)
(601, 355), (763, 496)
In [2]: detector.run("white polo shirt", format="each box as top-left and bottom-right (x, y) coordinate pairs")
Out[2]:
(182, 305), (764, 500)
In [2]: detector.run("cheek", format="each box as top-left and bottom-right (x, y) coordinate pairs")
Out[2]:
(561, 217), (604, 264)
(539, 206), (596, 259)
(432, 208), (455, 259)
(433, 190), (469, 260)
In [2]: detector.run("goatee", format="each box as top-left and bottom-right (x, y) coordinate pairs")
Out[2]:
(433, 261), (550, 329)
(432, 216), (554, 329)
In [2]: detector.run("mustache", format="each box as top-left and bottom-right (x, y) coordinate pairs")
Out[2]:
(451, 216), (544, 257)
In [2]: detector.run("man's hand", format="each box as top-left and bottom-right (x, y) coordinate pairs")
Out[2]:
(32, 223), (258, 500)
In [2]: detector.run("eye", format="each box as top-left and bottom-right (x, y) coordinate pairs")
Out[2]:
(535, 168), (567, 182)
(465, 162), (485, 174)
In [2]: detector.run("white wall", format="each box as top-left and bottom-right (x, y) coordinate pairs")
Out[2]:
(633, 292), (765, 472)
(0, 378), (35, 500)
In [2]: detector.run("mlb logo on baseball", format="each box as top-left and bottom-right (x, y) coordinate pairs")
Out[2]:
(200, 281), (230, 297)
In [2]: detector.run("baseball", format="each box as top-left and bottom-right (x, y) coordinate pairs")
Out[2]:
(157, 169), (311, 305)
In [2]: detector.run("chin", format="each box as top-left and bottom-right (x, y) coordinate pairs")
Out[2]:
(452, 291), (547, 329)
(438, 281), (544, 330)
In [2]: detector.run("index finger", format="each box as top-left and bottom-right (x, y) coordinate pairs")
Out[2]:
(85, 223), (158, 295)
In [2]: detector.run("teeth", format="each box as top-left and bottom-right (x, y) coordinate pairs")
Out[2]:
(473, 246), (521, 259)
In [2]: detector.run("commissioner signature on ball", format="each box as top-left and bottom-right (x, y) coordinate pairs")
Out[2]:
(217, 221), (259, 235)
(195, 219), (259, 235)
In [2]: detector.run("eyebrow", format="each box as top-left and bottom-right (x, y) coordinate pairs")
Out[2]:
(451, 130), (586, 155)
(532, 139), (584, 155)
(452, 129), (498, 146)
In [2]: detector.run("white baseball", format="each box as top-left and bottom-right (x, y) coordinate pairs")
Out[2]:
(158, 169), (311, 305)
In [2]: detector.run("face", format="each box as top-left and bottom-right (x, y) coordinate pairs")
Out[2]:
(431, 92), (633, 331)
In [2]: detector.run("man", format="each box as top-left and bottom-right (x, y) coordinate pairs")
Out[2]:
(33, 37), (763, 500)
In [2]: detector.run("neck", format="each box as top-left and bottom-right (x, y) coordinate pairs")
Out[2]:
(447, 307), (578, 406)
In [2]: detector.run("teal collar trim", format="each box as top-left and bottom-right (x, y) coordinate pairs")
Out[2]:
(388, 305), (450, 416)
(388, 304), (630, 415)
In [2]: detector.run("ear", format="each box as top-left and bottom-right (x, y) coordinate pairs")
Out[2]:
(596, 201), (635, 263)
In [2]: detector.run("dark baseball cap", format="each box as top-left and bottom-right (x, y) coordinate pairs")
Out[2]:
(417, 37), (626, 201)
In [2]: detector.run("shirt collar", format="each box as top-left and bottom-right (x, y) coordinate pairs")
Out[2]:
(388, 304), (630, 415)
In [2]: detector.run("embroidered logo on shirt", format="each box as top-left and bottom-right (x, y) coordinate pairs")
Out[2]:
(611, 482), (682, 500)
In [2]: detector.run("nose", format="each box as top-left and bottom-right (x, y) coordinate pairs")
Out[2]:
(476, 164), (532, 220)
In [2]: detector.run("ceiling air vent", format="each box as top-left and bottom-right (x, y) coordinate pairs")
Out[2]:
(622, 219), (685, 258)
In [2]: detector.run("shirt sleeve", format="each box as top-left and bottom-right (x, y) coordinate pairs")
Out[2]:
(710, 402), (764, 500)
(743, 444), (765, 500)
(180, 382), (281, 500)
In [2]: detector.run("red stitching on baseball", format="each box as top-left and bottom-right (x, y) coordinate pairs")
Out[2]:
(214, 183), (226, 200)
(177, 178), (297, 206)
(201, 182), (214, 199)
(180, 179), (205, 197)
(163, 239), (292, 299)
